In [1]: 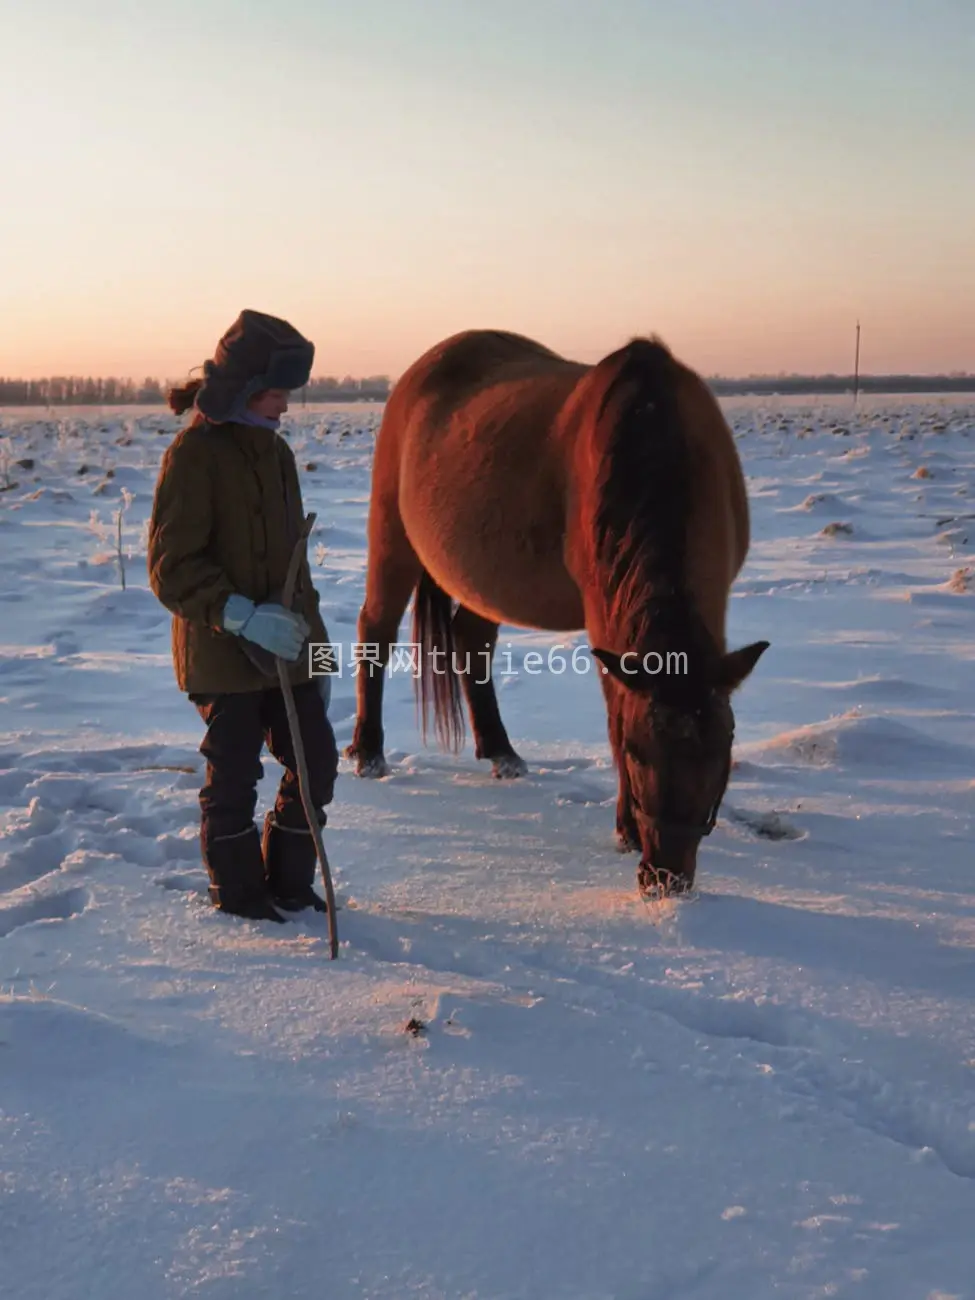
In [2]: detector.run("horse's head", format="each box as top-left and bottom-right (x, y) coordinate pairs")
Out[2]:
(592, 640), (768, 895)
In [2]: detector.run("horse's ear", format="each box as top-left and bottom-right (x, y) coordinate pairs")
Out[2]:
(592, 648), (652, 691)
(713, 640), (769, 693)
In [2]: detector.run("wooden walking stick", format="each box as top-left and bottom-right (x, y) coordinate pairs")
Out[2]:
(278, 512), (339, 958)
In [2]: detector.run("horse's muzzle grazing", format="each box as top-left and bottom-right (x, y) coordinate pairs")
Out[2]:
(635, 816), (712, 896)
(633, 778), (725, 897)
(637, 846), (699, 898)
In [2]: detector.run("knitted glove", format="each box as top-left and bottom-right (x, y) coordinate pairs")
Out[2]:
(222, 595), (309, 662)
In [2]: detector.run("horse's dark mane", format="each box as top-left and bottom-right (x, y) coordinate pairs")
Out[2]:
(590, 337), (717, 703)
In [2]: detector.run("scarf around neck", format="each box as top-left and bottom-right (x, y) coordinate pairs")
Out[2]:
(234, 407), (281, 431)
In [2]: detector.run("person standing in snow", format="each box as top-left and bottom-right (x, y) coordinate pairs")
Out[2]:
(147, 309), (337, 923)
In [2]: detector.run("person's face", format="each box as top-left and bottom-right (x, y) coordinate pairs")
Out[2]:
(248, 388), (290, 419)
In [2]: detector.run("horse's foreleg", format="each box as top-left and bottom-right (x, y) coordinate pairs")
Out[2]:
(346, 519), (421, 778)
(611, 729), (640, 851)
(600, 675), (639, 851)
(451, 606), (527, 778)
(615, 784), (640, 853)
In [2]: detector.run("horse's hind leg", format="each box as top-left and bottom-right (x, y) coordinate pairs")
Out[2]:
(346, 508), (421, 777)
(451, 606), (527, 778)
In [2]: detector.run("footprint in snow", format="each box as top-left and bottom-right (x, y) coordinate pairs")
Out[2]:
(723, 806), (804, 841)
(0, 886), (90, 939)
(155, 871), (206, 894)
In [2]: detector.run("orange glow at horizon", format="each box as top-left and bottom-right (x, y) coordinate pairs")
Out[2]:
(2, 2), (971, 384)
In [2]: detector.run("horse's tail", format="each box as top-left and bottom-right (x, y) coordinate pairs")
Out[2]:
(412, 569), (465, 752)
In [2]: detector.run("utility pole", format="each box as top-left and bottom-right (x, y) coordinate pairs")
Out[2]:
(853, 320), (861, 403)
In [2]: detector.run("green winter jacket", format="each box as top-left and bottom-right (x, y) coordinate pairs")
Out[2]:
(147, 417), (329, 695)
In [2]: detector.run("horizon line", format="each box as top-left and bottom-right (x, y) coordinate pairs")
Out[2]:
(1, 369), (972, 385)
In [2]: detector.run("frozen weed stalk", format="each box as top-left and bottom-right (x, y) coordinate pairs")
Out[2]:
(0, 444), (13, 492)
(87, 508), (113, 565)
(114, 487), (135, 590)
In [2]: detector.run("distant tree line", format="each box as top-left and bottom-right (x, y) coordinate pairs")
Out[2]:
(0, 374), (394, 406)
(0, 376), (167, 405)
(707, 373), (975, 396)
(2, 371), (972, 406)
(303, 375), (392, 401)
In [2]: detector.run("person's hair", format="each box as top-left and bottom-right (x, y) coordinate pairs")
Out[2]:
(167, 377), (203, 415)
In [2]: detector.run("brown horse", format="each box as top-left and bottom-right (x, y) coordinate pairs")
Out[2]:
(346, 329), (767, 895)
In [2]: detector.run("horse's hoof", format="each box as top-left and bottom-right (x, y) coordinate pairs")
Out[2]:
(615, 829), (639, 853)
(356, 754), (391, 778)
(491, 754), (528, 779)
(637, 864), (692, 899)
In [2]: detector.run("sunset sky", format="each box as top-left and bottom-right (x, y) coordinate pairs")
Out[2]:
(1, 0), (972, 381)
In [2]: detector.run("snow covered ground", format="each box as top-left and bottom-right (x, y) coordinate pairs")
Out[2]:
(1, 394), (974, 1300)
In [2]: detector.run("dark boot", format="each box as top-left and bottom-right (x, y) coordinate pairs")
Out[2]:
(204, 825), (287, 923)
(262, 810), (328, 913)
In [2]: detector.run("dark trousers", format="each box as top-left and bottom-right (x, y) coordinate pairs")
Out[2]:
(190, 683), (338, 845)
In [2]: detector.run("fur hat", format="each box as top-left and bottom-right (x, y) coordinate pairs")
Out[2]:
(194, 309), (315, 423)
